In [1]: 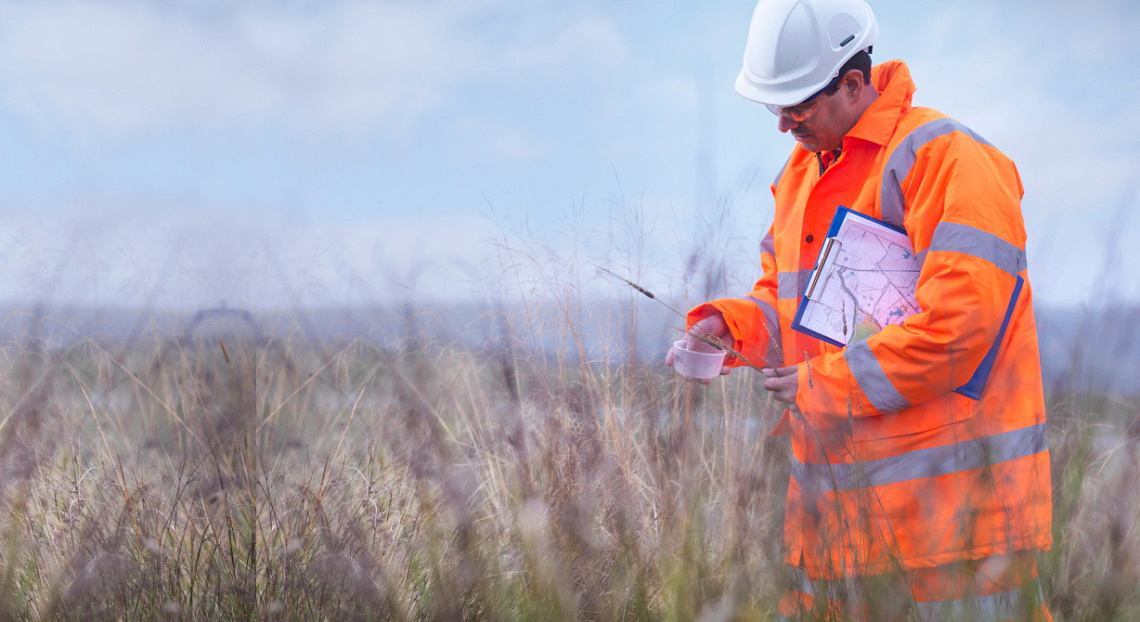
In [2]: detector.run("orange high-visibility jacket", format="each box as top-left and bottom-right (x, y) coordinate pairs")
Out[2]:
(689, 60), (1051, 579)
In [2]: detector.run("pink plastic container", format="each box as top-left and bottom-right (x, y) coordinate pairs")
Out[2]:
(672, 340), (728, 380)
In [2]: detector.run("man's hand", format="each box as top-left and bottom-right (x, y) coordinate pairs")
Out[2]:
(762, 365), (799, 404)
(666, 314), (733, 385)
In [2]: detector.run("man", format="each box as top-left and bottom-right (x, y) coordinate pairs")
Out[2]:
(666, 0), (1052, 619)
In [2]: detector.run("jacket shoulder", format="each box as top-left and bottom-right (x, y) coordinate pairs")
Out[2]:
(878, 108), (1019, 228)
(887, 107), (1007, 160)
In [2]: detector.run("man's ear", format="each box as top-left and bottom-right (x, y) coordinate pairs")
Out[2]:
(841, 69), (866, 102)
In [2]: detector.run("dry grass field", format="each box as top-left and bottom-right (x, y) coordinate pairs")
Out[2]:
(0, 301), (1136, 621)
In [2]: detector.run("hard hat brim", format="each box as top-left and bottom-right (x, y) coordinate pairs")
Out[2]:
(734, 69), (833, 108)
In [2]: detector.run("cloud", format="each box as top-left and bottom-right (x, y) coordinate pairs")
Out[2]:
(500, 14), (628, 72)
(0, 0), (629, 140)
(0, 2), (282, 136)
(449, 115), (548, 163)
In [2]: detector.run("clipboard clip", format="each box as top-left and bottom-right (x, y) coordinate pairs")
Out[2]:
(804, 237), (842, 300)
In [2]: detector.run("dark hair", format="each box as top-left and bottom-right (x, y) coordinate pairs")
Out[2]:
(824, 50), (872, 94)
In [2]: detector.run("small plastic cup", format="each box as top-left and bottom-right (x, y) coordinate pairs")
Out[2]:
(672, 340), (728, 380)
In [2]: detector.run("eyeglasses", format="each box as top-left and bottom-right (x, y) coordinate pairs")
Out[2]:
(766, 75), (841, 122)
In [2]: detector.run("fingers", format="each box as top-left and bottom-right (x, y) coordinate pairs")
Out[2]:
(687, 331), (723, 353)
(762, 365), (799, 404)
(686, 316), (732, 353)
(676, 331), (695, 349)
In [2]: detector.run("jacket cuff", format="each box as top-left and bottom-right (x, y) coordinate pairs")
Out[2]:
(687, 300), (765, 369)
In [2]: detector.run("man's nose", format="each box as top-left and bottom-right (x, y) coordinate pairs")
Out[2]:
(778, 114), (798, 133)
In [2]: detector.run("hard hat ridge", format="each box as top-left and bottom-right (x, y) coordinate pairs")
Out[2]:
(735, 0), (878, 107)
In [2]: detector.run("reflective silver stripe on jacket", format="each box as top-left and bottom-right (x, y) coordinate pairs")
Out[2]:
(741, 295), (784, 366)
(761, 231), (775, 257)
(790, 422), (1047, 493)
(915, 581), (1044, 621)
(880, 118), (993, 228)
(777, 269), (813, 300)
(926, 222), (1027, 276)
(845, 338), (912, 412)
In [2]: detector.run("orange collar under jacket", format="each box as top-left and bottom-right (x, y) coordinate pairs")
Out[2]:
(688, 60), (1051, 579)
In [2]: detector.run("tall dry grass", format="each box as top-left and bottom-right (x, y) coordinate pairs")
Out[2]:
(0, 296), (1135, 620)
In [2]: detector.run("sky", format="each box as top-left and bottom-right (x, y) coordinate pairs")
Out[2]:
(0, 0), (1137, 311)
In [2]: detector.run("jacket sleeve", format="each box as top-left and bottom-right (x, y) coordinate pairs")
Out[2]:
(686, 225), (784, 370)
(797, 130), (1027, 430)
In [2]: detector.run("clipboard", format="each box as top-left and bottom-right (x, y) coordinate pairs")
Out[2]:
(791, 206), (917, 347)
(790, 206), (1021, 401)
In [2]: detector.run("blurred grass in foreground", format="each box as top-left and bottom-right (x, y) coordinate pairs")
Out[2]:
(0, 302), (1135, 621)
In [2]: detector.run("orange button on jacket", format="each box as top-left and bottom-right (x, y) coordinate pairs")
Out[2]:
(689, 60), (1051, 580)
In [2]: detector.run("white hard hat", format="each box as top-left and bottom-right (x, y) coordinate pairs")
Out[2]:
(735, 0), (878, 107)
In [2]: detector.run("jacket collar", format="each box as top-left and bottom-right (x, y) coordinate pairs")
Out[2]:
(843, 59), (916, 148)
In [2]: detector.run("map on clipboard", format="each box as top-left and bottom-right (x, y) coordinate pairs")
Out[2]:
(791, 206), (1023, 400)
(792, 206), (921, 347)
